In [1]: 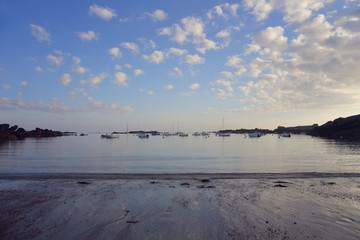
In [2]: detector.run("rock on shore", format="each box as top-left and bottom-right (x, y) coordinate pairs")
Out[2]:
(0, 123), (64, 141)
(309, 114), (360, 141)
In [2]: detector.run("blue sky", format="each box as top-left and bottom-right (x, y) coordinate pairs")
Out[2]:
(1, 0), (360, 132)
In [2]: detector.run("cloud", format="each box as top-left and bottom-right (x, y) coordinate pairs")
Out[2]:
(196, 39), (220, 54)
(114, 72), (128, 86)
(243, 0), (273, 21)
(159, 16), (222, 53)
(77, 31), (100, 41)
(20, 81), (28, 86)
(124, 64), (132, 69)
(207, 3), (240, 19)
(0, 97), (71, 113)
(168, 47), (187, 56)
(134, 69), (145, 76)
(0, 96), (133, 115)
(148, 9), (168, 22)
(147, 91), (155, 95)
(114, 64), (122, 70)
(142, 50), (165, 64)
(81, 73), (108, 85)
(35, 66), (43, 72)
(185, 54), (205, 64)
(86, 97), (134, 114)
(190, 83), (200, 90)
(121, 42), (140, 54)
(72, 56), (89, 74)
(159, 16), (206, 45)
(29, 24), (51, 43)
(220, 71), (234, 79)
(216, 26), (241, 47)
(89, 4), (117, 21)
(139, 38), (157, 49)
(243, 0), (328, 23)
(109, 47), (122, 59)
(47, 54), (64, 66)
(163, 85), (174, 90)
(60, 73), (72, 86)
(210, 79), (234, 99)
(169, 67), (183, 77)
(2, 84), (11, 89)
(252, 26), (288, 51)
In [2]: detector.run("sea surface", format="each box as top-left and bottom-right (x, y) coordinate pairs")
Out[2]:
(0, 133), (360, 174)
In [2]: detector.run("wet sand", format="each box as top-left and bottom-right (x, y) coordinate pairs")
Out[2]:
(1, 173), (360, 239)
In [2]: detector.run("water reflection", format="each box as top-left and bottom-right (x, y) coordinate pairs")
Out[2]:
(0, 134), (359, 173)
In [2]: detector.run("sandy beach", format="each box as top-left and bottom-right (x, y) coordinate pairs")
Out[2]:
(1, 173), (360, 239)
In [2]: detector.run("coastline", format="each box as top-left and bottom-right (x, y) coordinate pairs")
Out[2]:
(1, 172), (360, 180)
(1, 173), (360, 239)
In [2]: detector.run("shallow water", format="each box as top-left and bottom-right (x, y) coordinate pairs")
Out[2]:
(0, 134), (359, 173)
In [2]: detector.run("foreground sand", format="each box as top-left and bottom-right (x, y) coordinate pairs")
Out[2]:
(1, 173), (360, 239)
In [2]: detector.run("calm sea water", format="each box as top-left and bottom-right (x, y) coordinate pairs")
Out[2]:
(0, 134), (359, 174)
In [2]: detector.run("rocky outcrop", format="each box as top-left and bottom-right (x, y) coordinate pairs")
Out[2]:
(309, 114), (360, 141)
(0, 124), (64, 141)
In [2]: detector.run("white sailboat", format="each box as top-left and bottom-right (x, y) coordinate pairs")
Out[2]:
(217, 117), (231, 137)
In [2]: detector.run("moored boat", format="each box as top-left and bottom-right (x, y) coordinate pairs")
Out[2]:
(101, 133), (119, 138)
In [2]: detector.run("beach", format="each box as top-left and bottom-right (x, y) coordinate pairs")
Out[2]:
(1, 173), (360, 240)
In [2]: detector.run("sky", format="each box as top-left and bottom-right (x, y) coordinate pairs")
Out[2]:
(0, 0), (360, 132)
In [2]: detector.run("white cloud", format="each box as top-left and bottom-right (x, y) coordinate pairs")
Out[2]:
(72, 56), (89, 74)
(139, 38), (157, 49)
(220, 71), (234, 79)
(114, 64), (122, 70)
(168, 47), (187, 56)
(47, 54), (64, 66)
(142, 50), (165, 64)
(147, 91), (155, 95)
(29, 24), (51, 43)
(134, 69), (145, 76)
(2, 84), (11, 89)
(81, 73), (108, 85)
(216, 26), (240, 47)
(163, 85), (174, 90)
(0, 96), (133, 114)
(60, 73), (72, 86)
(252, 26), (288, 51)
(89, 4), (117, 21)
(87, 97), (134, 113)
(35, 66), (43, 72)
(121, 42), (140, 54)
(196, 39), (220, 54)
(72, 56), (81, 65)
(73, 66), (89, 74)
(109, 47), (122, 59)
(169, 67), (183, 77)
(159, 16), (206, 45)
(20, 81), (28, 86)
(185, 54), (204, 64)
(114, 72), (128, 87)
(244, 0), (328, 23)
(190, 83), (200, 90)
(246, 0), (273, 21)
(124, 64), (132, 69)
(148, 9), (168, 22)
(207, 3), (240, 19)
(77, 31), (100, 41)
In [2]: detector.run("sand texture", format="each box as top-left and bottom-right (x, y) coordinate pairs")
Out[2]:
(1, 173), (360, 239)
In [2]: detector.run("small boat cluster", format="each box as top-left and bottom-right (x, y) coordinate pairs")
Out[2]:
(100, 131), (292, 139)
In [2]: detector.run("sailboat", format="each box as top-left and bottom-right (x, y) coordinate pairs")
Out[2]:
(217, 117), (230, 137)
